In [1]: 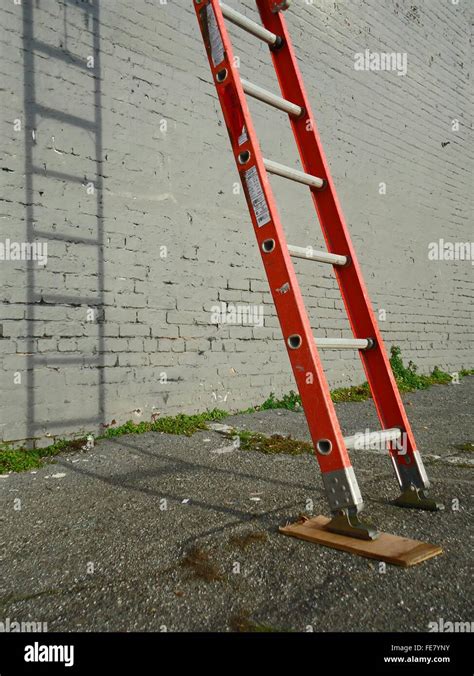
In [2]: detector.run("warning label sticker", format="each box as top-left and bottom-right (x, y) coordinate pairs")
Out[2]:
(244, 166), (271, 227)
(238, 126), (248, 146)
(206, 5), (225, 66)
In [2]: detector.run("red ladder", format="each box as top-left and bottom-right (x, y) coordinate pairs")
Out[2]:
(193, 0), (442, 539)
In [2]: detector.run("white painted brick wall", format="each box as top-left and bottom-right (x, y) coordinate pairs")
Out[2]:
(0, 0), (472, 446)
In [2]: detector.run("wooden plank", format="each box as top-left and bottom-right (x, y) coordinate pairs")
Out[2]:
(279, 516), (442, 567)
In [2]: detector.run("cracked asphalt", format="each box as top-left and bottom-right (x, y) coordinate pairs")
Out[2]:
(0, 378), (472, 632)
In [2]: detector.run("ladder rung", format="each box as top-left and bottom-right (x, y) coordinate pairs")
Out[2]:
(263, 158), (324, 189)
(315, 338), (374, 350)
(344, 428), (402, 450)
(220, 3), (281, 47)
(241, 79), (302, 118)
(288, 245), (347, 266)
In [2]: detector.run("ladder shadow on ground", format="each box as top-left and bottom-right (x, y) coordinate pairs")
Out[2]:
(55, 454), (304, 547)
(54, 433), (323, 546)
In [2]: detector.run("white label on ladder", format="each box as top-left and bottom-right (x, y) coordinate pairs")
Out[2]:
(244, 166), (271, 227)
(238, 126), (248, 146)
(206, 5), (225, 66)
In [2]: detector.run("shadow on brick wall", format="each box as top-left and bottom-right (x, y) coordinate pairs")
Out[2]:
(22, 0), (105, 446)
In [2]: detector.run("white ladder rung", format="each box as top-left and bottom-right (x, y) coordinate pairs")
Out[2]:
(288, 245), (347, 266)
(344, 428), (402, 450)
(316, 338), (374, 350)
(263, 158), (324, 189)
(241, 79), (302, 118)
(220, 3), (281, 47)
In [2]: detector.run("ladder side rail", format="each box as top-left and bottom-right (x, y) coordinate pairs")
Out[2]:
(193, 0), (365, 512)
(255, 0), (428, 491)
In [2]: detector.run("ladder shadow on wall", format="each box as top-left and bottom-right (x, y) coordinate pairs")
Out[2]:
(23, 0), (105, 445)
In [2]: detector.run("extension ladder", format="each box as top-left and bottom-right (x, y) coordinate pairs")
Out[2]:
(193, 0), (442, 539)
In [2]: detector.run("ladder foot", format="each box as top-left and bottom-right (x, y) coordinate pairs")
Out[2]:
(392, 486), (444, 511)
(325, 508), (380, 541)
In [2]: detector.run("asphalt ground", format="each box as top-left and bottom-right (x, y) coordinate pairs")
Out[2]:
(0, 378), (472, 632)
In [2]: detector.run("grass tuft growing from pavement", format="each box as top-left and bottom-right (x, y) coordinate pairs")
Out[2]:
(0, 437), (88, 474)
(389, 346), (452, 391)
(331, 382), (371, 403)
(0, 448), (43, 474)
(101, 409), (228, 439)
(254, 390), (302, 412)
(454, 442), (474, 453)
(236, 430), (312, 456)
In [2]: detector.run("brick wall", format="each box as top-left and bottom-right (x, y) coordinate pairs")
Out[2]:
(0, 0), (472, 446)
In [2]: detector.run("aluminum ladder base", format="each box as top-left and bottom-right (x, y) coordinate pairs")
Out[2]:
(392, 486), (444, 511)
(325, 508), (380, 541)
